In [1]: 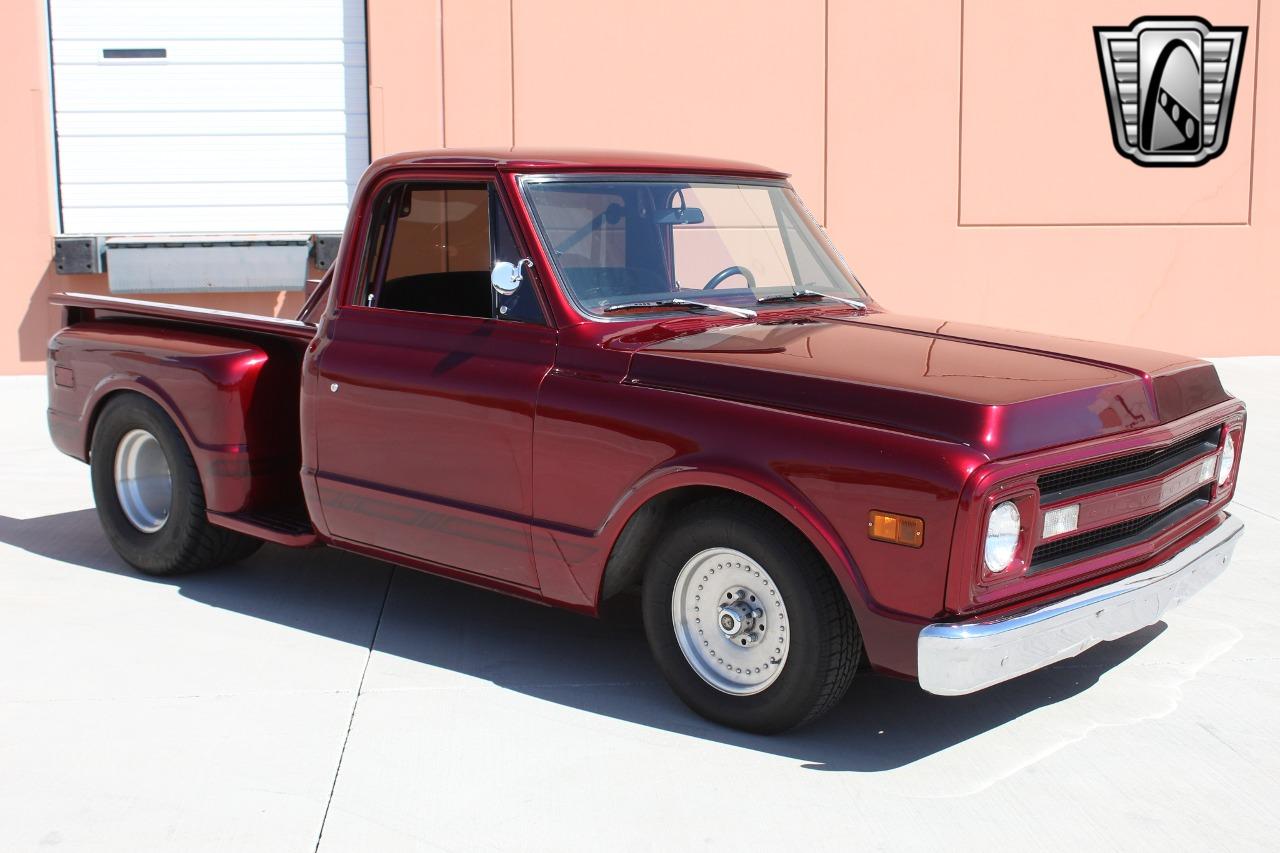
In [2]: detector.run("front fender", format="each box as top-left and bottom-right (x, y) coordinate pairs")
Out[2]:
(533, 460), (927, 678)
(597, 461), (872, 607)
(530, 372), (978, 677)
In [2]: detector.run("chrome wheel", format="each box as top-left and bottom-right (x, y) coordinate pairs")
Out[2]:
(671, 547), (790, 695)
(113, 428), (172, 533)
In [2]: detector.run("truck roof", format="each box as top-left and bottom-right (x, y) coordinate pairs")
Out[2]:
(367, 148), (788, 179)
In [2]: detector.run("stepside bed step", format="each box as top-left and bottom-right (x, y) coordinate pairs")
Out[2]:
(208, 509), (318, 547)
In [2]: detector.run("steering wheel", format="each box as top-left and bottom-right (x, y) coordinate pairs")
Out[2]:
(702, 265), (757, 291)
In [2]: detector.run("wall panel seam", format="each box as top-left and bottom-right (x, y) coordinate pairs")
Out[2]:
(956, 0), (965, 229)
(439, 0), (447, 147)
(822, 0), (828, 226)
(509, 0), (516, 147)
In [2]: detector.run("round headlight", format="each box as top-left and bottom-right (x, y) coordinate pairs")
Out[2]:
(984, 501), (1021, 574)
(1218, 433), (1236, 486)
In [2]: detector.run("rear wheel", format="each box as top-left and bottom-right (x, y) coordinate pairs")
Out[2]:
(90, 394), (261, 575)
(641, 496), (861, 733)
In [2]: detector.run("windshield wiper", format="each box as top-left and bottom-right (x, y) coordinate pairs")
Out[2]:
(756, 289), (866, 310)
(603, 298), (758, 319)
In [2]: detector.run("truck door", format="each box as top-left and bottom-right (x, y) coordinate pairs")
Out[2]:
(310, 177), (553, 588)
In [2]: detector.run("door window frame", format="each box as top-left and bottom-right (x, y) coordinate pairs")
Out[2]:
(337, 170), (551, 326)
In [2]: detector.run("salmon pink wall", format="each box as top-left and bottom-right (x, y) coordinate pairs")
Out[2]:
(2, 0), (1276, 374)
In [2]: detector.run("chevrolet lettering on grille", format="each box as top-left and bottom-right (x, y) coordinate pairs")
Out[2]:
(1044, 454), (1214, 540)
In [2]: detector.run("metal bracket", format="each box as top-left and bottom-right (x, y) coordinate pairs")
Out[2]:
(311, 233), (342, 270)
(54, 236), (103, 275)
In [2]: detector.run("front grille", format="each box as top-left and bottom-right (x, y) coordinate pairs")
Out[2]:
(1030, 485), (1211, 571)
(1037, 425), (1220, 500)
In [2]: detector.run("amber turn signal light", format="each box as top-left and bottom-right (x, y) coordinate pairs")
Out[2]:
(868, 511), (924, 548)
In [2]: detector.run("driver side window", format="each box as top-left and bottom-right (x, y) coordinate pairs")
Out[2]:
(354, 182), (544, 324)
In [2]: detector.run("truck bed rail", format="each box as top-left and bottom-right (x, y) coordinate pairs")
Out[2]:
(51, 292), (317, 342)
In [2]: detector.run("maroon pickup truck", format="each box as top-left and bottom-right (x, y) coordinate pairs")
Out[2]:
(46, 149), (1246, 732)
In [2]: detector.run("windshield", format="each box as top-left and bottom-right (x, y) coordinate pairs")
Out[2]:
(521, 177), (866, 317)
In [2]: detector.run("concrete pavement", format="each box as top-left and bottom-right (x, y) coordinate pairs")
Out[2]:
(1, 358), (1277, 852)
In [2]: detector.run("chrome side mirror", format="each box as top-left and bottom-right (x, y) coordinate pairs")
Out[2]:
(491, 258), (532, 296)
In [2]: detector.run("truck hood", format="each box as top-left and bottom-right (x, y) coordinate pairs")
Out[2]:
(624, 311), (1229, 458)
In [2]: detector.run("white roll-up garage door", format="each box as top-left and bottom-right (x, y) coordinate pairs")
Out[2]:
(49, 0), (369, 235)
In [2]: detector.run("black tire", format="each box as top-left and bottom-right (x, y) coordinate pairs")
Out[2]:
(90, 394), (262, 576)
(641, 496), (861, 733)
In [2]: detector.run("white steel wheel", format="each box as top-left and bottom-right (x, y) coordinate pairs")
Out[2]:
(113, 428), (173, 533)
(671, 547), (790, 695)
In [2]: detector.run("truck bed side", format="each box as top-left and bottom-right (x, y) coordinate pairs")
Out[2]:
(47, 293), (314, 543)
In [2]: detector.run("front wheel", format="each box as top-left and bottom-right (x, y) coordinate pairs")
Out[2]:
(90, 394), (261, 576)
(641, 496), (861, 733)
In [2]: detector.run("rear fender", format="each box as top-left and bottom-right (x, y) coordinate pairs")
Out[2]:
(49, 322), (298, 514)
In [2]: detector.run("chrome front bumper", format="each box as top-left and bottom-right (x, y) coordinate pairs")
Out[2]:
(918, 515), (1244, 696)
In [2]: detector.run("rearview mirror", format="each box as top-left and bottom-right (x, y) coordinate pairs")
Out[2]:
(491, 258), (532, 296)
(655, 206), (704, 225)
